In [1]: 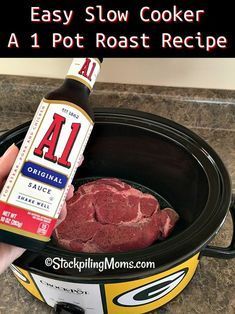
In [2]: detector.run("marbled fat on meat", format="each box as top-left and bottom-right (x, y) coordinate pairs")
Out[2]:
(54, 178), (179, 252)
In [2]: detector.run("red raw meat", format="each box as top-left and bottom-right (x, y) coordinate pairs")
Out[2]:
(54, 178), (179, 253)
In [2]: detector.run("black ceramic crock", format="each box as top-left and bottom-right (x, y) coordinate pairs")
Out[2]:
(1, 108), (234, 314)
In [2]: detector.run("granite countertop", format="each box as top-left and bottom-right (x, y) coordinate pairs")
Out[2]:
(0, 76), (234, 314)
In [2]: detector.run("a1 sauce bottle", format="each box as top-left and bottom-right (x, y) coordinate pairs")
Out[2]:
(0, 58), (102, 251)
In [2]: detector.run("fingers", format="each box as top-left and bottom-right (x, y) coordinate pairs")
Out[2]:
(56, 185), (74, 227)
(54, 155), (81, 227)
(66, 185), (74, 201)
(56, 154), (82, 227)
(77, 155), (84, 168)
(0, 144), (19, 179)
(56, 204), (67, 227)
(0, 144), (19, 189)
(0, 243), (26, 274)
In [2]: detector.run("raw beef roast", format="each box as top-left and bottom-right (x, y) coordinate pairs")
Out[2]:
(54, 178), (179, 253)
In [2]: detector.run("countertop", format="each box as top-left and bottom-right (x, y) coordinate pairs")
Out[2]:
(0, 76), (234, 314)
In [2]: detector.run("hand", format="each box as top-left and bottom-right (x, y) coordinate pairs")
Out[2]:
(0, 144), (74, 274)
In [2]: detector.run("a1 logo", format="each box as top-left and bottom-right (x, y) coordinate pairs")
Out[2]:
(34, 113), (81, 169)
(79, 58), (97, 82)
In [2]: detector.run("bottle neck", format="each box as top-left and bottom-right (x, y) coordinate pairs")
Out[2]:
(45, 58), (101, 120)
(66, 58), (101, 91)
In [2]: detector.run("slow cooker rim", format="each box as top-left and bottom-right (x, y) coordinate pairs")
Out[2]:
(9, 116), (227, 257)
(1, 108), (231, 274)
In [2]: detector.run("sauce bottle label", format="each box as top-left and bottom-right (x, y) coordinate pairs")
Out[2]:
(0, 99), (93, 241)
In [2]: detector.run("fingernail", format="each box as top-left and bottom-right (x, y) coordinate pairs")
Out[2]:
(71, 184), (75, 194)
(2, 143), (16, 157)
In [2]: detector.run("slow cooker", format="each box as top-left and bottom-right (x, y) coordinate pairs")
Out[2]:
(0, 108), (234, 314)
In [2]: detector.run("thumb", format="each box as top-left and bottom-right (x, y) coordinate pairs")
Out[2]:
(0, 144), (19, 180)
